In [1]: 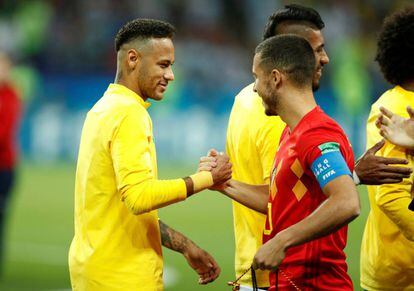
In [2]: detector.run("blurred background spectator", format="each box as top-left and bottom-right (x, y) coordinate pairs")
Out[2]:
(0, 51), (21, 275)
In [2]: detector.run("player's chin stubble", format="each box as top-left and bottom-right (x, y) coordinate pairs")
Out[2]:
(312, 76), (321, 92)
(264, 94), (279, 116)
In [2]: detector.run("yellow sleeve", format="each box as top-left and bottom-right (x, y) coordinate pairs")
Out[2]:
(256, 116), (285, 183)
(376, 141), (414, 241)
(111, 108), (187, 215)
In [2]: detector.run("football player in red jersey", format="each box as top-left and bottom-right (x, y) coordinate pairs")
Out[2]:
(211, 5), (412, 291)
(213, 35), (359, 290)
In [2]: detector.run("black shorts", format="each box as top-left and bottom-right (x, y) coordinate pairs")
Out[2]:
(0, 169), (14, 210)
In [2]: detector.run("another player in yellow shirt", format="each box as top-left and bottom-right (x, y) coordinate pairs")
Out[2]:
(376, 105), (414, 211)
(226, 4), (412, 290)
(68, 19), (231, 291)
(361, 8), (414, 290)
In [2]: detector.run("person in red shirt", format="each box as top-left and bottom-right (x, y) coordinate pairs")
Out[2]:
(260, 104), (356, 290)
(206, 35), (360, 290)
(0, 51), (21, 272)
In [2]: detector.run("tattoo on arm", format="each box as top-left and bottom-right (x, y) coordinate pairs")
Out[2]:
(159, 220), (192, 253)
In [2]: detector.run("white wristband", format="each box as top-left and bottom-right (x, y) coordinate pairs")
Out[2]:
(353, 170), (361, 185)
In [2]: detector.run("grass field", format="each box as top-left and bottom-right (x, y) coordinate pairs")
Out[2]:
(0, 162), (370, 290)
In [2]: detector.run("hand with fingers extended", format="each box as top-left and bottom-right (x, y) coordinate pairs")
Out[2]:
(355, 139), (412, 185)
(183, 243), (221, 285)
(198, 149), (232, 190)
(376, 106), (414, 150)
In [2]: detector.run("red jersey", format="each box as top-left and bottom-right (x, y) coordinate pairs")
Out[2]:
(263, 107), (354, 291)
(0, 83), (21, 169)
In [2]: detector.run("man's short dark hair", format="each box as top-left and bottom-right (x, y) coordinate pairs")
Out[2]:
(115, 19), (176, 51)
(255, 35), (315, 88)
(376, 7), (414, 86)
(263, 4), (325, 40)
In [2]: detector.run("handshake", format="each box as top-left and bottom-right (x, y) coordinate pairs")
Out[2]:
(198, 149), (233, 190)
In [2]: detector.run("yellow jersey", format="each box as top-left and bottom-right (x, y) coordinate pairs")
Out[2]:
(361, 85), (414, 290)
(69, 83), (187, 291)
(226, 83), (285, 287)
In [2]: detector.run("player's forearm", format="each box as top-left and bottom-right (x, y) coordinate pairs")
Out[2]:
(121, 172), (214, 215)
(159, 220), (194, 254)
(274, 179), (360, 250)
(159, 220), (204, 262)
(220, 180), (268, 214)
(121, 178), (187, 214)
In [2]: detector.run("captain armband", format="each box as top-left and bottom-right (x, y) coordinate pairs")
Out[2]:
(310, 142), (352, 189)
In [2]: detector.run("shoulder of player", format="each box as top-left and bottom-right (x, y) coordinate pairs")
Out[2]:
(294, 116), (348, 149)
(297, 110), (343, 135)
(111, 91), (149, 114)
(235, 83), (255, 98)
(93, 95), (150, 128)
(370, 86), (414, 118)
(232, 83), (283, 127)
(234, 83), (261, 107)
(118, 104), (150, 127)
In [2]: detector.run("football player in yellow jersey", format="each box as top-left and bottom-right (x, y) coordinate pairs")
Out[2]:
(361, 8), (414, 290)
(224, 4), (413, 290)
(69, 19), (232, 291)
(376, 105), (414, 211)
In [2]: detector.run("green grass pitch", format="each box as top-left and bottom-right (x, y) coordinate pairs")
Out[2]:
(0, 163), (370, 290)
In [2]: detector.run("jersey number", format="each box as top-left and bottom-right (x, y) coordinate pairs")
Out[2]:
(263, 202), (273, 235)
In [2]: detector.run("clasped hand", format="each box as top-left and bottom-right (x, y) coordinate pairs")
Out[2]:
(198, 149), (232, 189)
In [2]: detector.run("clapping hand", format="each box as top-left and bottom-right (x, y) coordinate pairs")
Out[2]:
(376, 106), (414, 149)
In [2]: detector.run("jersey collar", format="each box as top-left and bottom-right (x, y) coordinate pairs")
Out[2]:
(107, 83), (151, 109)
(395, 85), (414, 98)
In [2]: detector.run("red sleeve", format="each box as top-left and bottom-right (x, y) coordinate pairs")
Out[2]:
(0, 93), (7, 148)
(0, 85), (21, 150)
(296, 127), (354, 172)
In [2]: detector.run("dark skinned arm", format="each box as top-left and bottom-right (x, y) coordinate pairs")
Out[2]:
(355, 139), (411, 185)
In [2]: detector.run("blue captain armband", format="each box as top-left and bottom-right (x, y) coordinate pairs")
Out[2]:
(311, 142), (352, 189)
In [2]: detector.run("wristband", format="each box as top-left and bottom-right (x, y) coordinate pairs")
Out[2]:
(190, 171), (214, 192)
(353, 170), (361, 185)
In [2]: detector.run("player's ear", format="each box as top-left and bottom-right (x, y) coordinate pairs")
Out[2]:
(126, 48), (141, 70)
(271, 69), (282, 89)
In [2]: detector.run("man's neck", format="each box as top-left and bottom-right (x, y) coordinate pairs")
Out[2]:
(114, 76), (145, 100)
(278, 88), (317, 131)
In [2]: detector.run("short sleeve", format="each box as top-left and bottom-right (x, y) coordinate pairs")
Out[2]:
(296, 127), (353, 188)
